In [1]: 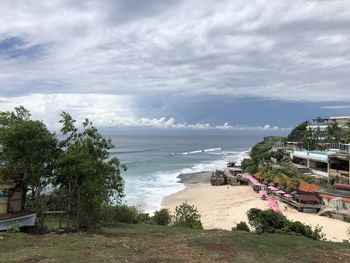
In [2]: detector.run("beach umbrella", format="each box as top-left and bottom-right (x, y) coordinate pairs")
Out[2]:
(267, 186), (278, 191)
(276, 190), (286, 194)
(263, 180), (269, 185)
(268, 182), (276, 186)
(284, 194), (292, 198)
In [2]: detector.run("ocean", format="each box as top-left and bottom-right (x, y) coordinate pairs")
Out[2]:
(110, 135), (262, 212)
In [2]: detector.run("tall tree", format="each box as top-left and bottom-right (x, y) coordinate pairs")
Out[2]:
(325, 121), (343, 144)
(56, 112), (125, 229)
(0, 107), (58, 227)
(287, 121), (309, 142)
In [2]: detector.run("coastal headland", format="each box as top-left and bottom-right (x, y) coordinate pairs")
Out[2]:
(162, 171), (350, 242)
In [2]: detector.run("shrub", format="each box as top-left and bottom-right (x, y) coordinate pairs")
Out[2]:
(114, 205), (141, 224)
(246, 208), (325, 240)
(7, 224), (21, 233)
(232, 221), (250, 232)
(152, 209), (171, 225)
(173, 202), (203, 229)
(138, 213), (151, 224)
(283, 221), (325, 241)
(247, 208), (288, 234)
(99, 204), (141, 225)
(99, 204), (118, 225)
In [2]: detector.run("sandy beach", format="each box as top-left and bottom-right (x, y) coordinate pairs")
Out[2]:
(162, 183), (350, 242)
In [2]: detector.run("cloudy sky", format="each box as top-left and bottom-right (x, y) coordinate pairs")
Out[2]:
(0, 0), (349, 134)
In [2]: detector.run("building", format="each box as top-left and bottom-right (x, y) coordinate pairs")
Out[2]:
(290, 150), (335, 178)
(308, 116), (350, 131)
(315, 184), (350, 220)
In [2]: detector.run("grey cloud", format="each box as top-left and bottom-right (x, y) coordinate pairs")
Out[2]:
(0, 0), (349, 101)
(111, 0), (183, 24)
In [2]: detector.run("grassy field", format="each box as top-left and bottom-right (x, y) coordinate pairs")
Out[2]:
(0, 224), (349, 263)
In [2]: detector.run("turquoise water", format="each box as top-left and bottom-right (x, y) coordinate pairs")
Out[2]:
(307, 151), (335, 156)
(109, 135), (261, 212)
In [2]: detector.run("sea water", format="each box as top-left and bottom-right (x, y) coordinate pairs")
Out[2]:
(110, 135), (261, 212)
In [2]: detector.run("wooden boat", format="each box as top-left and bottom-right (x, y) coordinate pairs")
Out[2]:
(0, 212), (36, 230)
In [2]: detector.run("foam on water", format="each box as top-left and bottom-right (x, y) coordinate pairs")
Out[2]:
(110, 135), (260, 213)
(123, 150), (249, 213)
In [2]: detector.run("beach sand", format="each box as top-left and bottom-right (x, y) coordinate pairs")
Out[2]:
(162, 183), (350, 242)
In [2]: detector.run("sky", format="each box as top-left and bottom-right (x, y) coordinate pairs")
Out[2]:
(0, 0), (349, 134)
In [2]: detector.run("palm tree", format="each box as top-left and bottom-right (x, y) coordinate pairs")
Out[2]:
(344, 122), (350, 143)
(325, 121), (343, 144)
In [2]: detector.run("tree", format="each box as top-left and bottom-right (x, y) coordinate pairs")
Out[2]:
(173, 202), (203, 229)
(287, 121), (309, 142)
(55, 112), (125, 229)
(325, 122), (343, 143)
(0, 107), (58, 228)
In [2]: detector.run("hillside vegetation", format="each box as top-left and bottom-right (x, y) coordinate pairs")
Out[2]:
(1, 224), (350, 263)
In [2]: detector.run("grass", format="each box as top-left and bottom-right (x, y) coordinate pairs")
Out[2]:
(0, 224), (349, 262)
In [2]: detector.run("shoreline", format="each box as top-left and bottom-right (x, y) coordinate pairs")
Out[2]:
(162, 176), (350, 242)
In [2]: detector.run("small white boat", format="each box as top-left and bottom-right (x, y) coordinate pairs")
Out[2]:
(0, 213), (36, 230)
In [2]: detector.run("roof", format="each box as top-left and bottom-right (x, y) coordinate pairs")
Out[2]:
(330, 116), (350, 120)
(319, 193), (350, 203)
(294, 194), (320, 202)
(315, 188), (350, 198)
(335, 183), (350, 191)
(298, 180), (321, 193)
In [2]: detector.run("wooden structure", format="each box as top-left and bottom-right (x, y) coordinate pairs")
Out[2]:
(278, 194), (322, 213)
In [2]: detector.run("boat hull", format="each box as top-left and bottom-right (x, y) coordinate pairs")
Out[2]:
(0, 213), (36, 230)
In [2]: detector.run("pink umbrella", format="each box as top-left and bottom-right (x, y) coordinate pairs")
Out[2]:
(267, 196), (281, 213)
(283, 194), (292, 198)
(276, 190), (286, 194)
(267, 186), (278, 191)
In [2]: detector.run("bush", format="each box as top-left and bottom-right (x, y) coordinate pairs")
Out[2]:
(138, 213), (151, 224)
(232, 221), (250, 232)
(152, 209), (171, 225)
(99, 204), (141, 225)
(247, 208), (288, 234)
(7, 224), (21, 233)
(173, 202), (203, 229)
(114, 205), (141, 224)
(99, 204), (118, 225)
(283, 221), (325, 241)
(246, 208), (325, 240)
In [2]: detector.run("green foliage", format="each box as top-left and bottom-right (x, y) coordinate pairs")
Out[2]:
(114, 205), (141, 224)
(283, 221), (325, 241)
(232, 221), (250, 232)
(242, 142), (284, 174)
(6, 224), (21, 233)
(55, 113), (125, 229)
(247, 208), (325, 240)
(99, 204), (142, 225)
(0, 107), (58, 229)
(138, 213), (151, 224)
(240, 158), (256, 172)
(152, 208), (171, 225)
(173, 202), (203, 229)
(326, 121), (343, 143)
(247, 208), (288, 234)
(287, 121), (309, 142)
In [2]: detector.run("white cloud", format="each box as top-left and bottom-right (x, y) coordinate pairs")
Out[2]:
(321, 105), (350, 109)
(0, 93), (289, 131)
